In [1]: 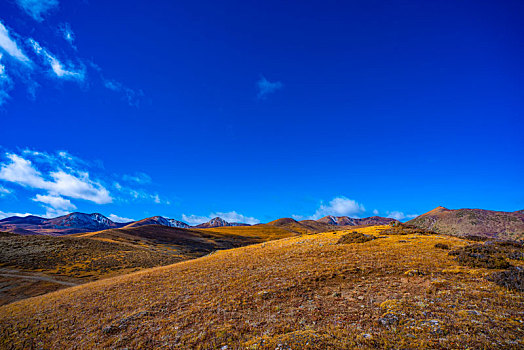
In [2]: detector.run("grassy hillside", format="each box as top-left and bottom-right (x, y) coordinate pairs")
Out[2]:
(0, 233), (182, 306)
(408, 206), (524, 241)
(0, 224), (297, 306)
(265, 218), (336, 234)
(1, 225), (522, 349)
(75, 225), (264, 257)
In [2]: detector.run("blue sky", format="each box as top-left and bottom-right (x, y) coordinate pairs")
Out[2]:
(0, 0), (522, 224)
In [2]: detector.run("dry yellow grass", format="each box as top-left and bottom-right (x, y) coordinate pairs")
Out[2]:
(1, 225), (523, 349)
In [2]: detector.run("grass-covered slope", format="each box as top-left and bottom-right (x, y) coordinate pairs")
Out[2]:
(0, 233), (183, 306)
(0, 224), (297, 306)
(1, 226), (523, 349)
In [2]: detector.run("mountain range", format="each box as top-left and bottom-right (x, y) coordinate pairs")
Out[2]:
(0, 212), (397, 236)
(1, 206), (523, 240)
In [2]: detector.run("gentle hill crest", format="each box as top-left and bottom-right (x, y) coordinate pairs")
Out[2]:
(408, 207), (524, 240)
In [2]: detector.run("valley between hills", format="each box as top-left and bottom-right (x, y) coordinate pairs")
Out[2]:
(0, 207), (523, 349)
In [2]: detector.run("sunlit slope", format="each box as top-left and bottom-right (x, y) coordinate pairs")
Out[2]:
(1, 226), (523, 349)
(0, 233), (181, 306)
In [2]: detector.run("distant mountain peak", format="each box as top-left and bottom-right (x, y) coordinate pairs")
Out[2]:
(195, 217), (250, 228)
(124, 216), (190, 229)
(316, 215), (396, 226)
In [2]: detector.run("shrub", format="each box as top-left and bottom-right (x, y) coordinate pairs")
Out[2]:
(486, 267), (524, 292)
(449, 244), (511, 269)
(434, 243), (450, 250)
(337, 232), (376, 244)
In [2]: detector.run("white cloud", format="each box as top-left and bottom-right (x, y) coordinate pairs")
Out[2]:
(15, 0), (59, 22)
(32, 194), (76, 211)
(0, 153), (112, 204)
(182, 211), (260, 225)
(304, 196), (365, 220)
(104, 78), (144, 107)
(29, 39), (85, 81)
(0, 210), (36, 219)
(108, 214), (134, 223)
(122, 172), (151, 184)
(373, 209), (379, 215)
(257, 76), (282, 99)
(386, 211), (418, 221)
(0, 22), (31, 63)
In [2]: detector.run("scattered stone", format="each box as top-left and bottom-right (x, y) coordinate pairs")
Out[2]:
(102, 325), (119, 335)
(404, 269), (426, 277)
(378, 312), (399, 327)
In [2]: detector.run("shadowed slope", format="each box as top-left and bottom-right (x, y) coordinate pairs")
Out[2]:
(265, 218), (335, 234)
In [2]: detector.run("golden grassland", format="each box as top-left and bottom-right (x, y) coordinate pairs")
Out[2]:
(1, 226), (523, 349)
(0, 224), (299, 307)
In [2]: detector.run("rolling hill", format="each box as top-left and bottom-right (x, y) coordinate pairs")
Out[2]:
(0, 232), (181, 306)
(1, 225), (522, 349)
(408, 206), (524, 241)
(265, 218), (336, 234)
(0, 223), (297, 306)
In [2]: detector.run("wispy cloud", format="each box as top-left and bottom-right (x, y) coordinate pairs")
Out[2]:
(108, 214), (134, 223)
(0, 54), (13, 106)
(104, 78), (144, 107)
(0, 18), (142, 107)
(15, 0), (59, 22)
(29, 39), (85, 81)
(0, 185), (10, 196)
(257, 76), (282, 99)
(182, 211), (260, 225)
(295, 196), (366, 220)
(0, 21), (31, 64)
(58, 23), (75, 48)
(122, 172), (151, 184)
